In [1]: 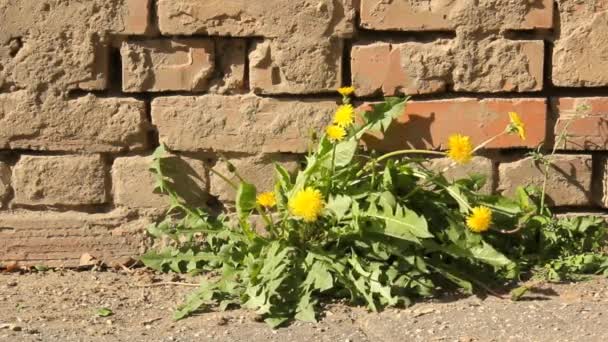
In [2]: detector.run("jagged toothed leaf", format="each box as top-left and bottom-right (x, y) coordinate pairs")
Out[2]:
(360, 97), (408, 135)
(326, 195), (352, 221)
(363, 205), (433, 243)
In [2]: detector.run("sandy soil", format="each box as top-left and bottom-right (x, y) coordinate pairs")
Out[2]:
(1, 269), (607, 342)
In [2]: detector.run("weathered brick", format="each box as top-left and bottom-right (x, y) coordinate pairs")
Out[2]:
(0, 209), (148, 267)
(498, 155), (593, 207)
(112, 154), (209, 209)
(210, 39), (247, 94)
(552, 97), (608, 150)
(157, 0), (355, 38)
(428, 157), (494, 194)
(595, 156), (608, 208)
(152, 95), (335, 153)
(121, 39), (215, 92)
(210, 154), (301, 203)
(351, 41), (453, 96)
(553, 1), (608, 87)
(0, 162), (10, 207)
(250, 38), (342, 94)
(360, 0), (553, 32)
(0, 91), (147, 152)
(13, 155), (107, 207)
(363, 98), (547, 151)
(78, 38), (109, 91)
(452, 39), (544, 93)
(351, 39), (543, 95)
(0, 1), (151, 93)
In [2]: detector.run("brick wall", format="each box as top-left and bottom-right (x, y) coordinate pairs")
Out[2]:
(1, 0), (608, 267)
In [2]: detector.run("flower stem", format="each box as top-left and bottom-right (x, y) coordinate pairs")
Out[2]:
(209, 168), (238, 190)
(472, 131), (508, 153)
(376, 149), (446, 163)
(328, 143), (337, 195)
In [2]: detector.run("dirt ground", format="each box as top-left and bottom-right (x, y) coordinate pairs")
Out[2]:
(1, 269), (607, 342)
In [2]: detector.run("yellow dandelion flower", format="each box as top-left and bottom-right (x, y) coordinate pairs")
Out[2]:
(326, 125), (346, 142)
(337, 86), (355, 97)
(289, 187), (325, 222)
(333, 104), (355, 128)
(466, 206), (493, 233)
(508, 112), (526, 140)
(447, 134), (473, 164)
(256, 192), (276, 208)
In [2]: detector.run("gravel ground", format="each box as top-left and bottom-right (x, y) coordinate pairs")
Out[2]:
(1, 269), (607, 342)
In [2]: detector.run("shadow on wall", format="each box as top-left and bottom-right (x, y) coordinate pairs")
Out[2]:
(363, 112), (437, 151)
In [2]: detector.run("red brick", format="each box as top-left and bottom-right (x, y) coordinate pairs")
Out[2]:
(151, 95), (335, 153)
(122, 0), (151, 35)
(351, 39), (543, 95)
(0, 209), (148, 267)
(498, 155), (593, 207)
(359, 0), (553, 31)
(363, 98), (547, 151)
(552, 97), (608, 150)
(13, 155), (107, 207)
(351, 41), (452, 96)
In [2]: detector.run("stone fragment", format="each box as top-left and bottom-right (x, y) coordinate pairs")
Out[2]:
(13, 155), (107, 206)
(363, 98), (547, 151)
(0, 91), (147, 152)
(0, 209), (148, 267)
(498, 155), (593, 207)
(152, 95), (335, 153)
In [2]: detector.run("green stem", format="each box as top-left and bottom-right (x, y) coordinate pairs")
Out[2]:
(255, 205), (277, 237)
(209, 168), (238, 190)
(376, 150), (446, 163)
(540, 113), (579, 213)
(328, 143), (337, 195)
(472, 131), (508, 153)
